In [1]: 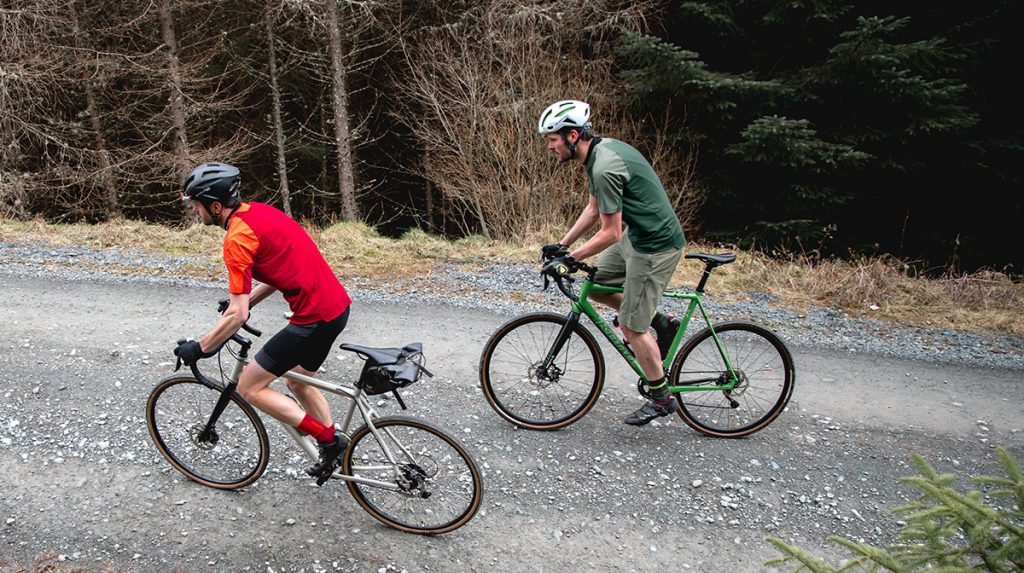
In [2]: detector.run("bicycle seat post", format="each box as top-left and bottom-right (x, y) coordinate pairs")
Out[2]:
(695, 263), (713, 294)
(685, 253), (736, 294)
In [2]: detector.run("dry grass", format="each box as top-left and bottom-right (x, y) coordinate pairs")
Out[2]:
(724, 252), (1024, 337)
(1, 218), (1021, 338)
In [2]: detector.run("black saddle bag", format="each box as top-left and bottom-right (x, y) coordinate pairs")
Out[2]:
(356, 343), (433, 396)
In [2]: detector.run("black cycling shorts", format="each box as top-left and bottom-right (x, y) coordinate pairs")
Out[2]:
(254, 306), (350, 377)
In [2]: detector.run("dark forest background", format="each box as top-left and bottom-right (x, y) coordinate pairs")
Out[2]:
(1, 0), (1020, 275)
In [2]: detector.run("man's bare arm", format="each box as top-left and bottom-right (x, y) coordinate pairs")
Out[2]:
(569, 210), (622, 261)
(198, 292), (250, 352)
(248, 282), (277, 308)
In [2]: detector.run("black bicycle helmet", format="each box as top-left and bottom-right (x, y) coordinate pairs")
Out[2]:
(182, 162), (240, 205)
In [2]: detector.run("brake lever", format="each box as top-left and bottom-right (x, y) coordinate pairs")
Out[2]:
(173, 338), (186, 372)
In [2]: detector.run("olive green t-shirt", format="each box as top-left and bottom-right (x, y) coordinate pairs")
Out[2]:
(585, 137), (686, 253)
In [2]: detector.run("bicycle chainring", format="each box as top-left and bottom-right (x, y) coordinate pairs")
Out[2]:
(636, 378), (654, 399)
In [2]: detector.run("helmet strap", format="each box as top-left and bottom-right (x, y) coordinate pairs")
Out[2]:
(198, 201), (217, 225)
(222, 205), (240, 230)
(199, 200), (235, 230)
(561, 130), (578, 161)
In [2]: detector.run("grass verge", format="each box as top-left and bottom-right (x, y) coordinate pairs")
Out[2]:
(1, 218), (1021, 338)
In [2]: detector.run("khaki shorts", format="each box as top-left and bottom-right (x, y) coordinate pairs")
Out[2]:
(594, 234), (682, 333)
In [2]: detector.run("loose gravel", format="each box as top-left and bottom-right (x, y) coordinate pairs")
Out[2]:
(3, 240), (1022, 371)
(1, 239), (1022, 573)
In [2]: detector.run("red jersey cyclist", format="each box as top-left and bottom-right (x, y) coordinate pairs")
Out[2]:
(173, 162), (352, 484)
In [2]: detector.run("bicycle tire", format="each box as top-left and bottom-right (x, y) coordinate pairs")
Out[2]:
(342, 416), (482, 534)
(669, 321), (795, 438)
(146, 375), (270, 489)
(479, 312), (605, 430)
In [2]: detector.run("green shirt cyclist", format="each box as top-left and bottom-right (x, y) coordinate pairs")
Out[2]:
(539, 99), (686, 426)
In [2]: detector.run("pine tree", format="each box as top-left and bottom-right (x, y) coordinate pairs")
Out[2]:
(766, 447), (1024, 572)
(616, 1), (1020, 272)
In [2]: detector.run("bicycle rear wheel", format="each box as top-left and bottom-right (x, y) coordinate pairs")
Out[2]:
(146, 375), (270, 489)
(479, 312), (605, 430)
(342, 416), (482, 534)
(669, 321), (794, 438)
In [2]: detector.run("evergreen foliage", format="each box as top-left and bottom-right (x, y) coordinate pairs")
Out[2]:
(616, 0), (1023, 273)
(765, 447), (1024, 572)
(1, 1), (1020, 272)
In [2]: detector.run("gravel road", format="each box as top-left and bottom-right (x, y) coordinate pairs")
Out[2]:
(0, 240), (1022, 573)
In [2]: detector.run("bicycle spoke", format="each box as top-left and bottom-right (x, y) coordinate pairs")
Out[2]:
(480, 313), (604, 430)
(672, 322), (794, 437)
(343, 417), (481, 534)
(147, 377), (269, 489)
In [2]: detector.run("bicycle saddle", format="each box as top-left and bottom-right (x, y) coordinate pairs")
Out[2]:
(685, 252), (736, 266)
(340, 342), (423, 365)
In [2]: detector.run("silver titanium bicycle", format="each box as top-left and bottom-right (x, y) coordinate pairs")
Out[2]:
(146, 313), (483, 534)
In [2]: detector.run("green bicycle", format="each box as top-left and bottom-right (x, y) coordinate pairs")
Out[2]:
(479, 253), (795, 437)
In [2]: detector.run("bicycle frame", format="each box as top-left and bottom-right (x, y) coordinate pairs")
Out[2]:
(201, 339), (418, 492)
(543, 277), (741, 394)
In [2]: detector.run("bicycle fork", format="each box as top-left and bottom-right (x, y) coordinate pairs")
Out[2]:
(538, 310), (583, 377)
(192, 381), (236, 444)
(193, 345), (249, 445)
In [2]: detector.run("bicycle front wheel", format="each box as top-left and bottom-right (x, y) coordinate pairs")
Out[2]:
(146, 375), (270, 489)
(479, 312), (605, 430)
(342, 416), (482, 534)
(669, 321), (795, 438)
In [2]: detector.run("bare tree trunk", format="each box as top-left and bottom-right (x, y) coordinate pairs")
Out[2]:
(318, 98), (329, 218)
(265, 3), (291, 216)
(71, 0), (120, 218)
(84, 80), (120, 217)
(472, 196), (489, 238)
(425, 182), (434, 233)
(325, 0), (358, 221)
(159, 0), (189, 173)
(423, 149), (434, 232)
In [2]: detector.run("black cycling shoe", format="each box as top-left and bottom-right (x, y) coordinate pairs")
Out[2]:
(653, 316), (681, 359)
(306, 430), (349, 485)
(623, 397), (678, 426)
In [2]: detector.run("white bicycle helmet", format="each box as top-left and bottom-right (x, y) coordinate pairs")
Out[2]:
(537, 100), (591, 134)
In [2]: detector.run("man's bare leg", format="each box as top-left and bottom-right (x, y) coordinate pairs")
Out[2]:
(286, 366), (332, 427)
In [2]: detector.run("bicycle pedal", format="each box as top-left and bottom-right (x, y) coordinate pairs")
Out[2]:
(313, 462), (339, 486)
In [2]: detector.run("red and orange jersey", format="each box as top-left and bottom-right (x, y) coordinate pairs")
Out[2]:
(223, 202), (350, 324)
